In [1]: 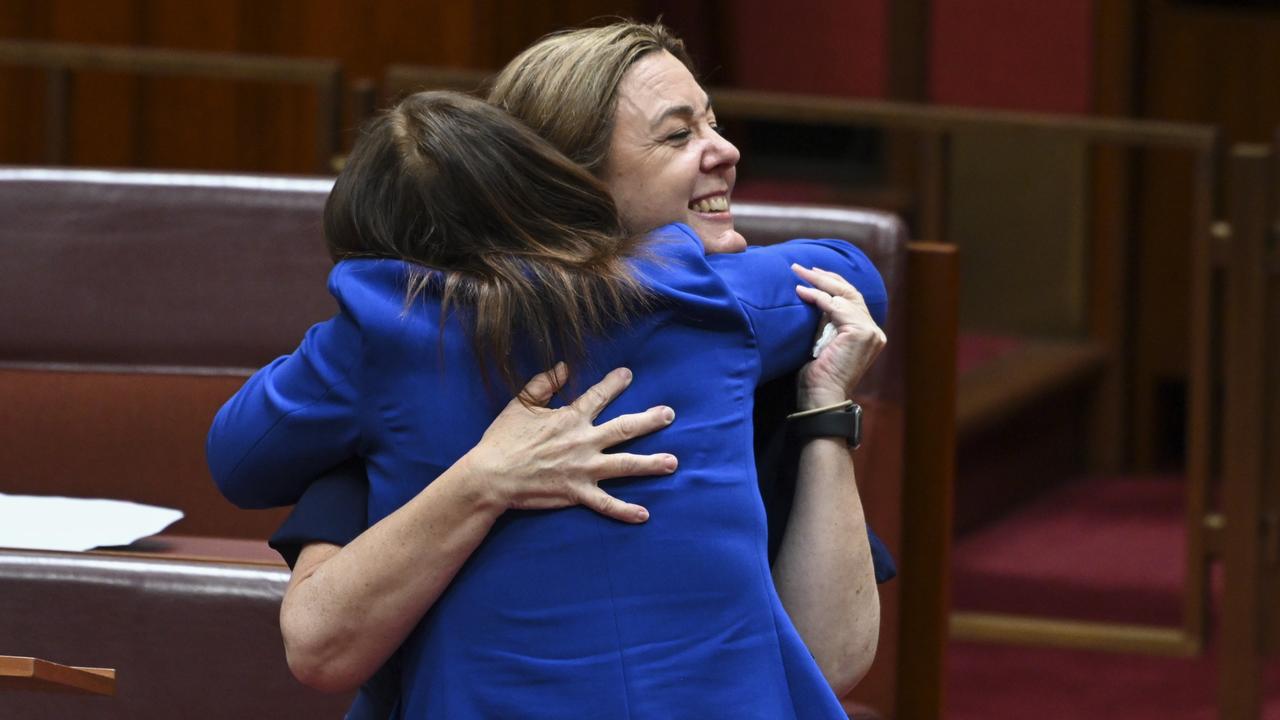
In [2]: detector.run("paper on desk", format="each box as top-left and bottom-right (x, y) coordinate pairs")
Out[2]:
(0, 493), (183, 552)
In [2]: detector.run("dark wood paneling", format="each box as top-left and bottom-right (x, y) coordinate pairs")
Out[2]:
(1132, 148), (1195, 467)
(50, 0), (143, 167)
(0, 0), (642, 173)
(139, 1), (241, 170)
(1133, 0), (1280, 467)
(1088, 0), (1138, 470)
(0, 2), (54, 164)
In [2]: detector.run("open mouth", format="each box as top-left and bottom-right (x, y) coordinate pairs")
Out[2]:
(689, 194), (730, 214)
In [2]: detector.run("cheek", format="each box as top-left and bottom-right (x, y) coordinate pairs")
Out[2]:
(611, 182), (662, 232)
(605, 153), (698, 231)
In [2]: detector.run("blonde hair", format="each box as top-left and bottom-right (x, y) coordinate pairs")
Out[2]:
(488, 21), (694, 175)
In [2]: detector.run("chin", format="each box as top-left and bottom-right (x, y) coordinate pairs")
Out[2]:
(690, 220), (747, 255)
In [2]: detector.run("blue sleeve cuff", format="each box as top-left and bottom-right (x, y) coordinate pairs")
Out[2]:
(867, 527), (898, 584)
(268, 459), (369, 568)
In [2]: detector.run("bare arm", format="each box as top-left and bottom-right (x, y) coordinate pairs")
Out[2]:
(280, 364), (678, 692)
(772, 265), (885, 697)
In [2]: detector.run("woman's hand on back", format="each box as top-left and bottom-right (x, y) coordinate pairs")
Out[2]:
(459, 363), (677, 523)
(791, 265), (887, 410)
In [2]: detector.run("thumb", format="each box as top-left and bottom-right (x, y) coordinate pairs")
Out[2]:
(517, 362), (569, 407)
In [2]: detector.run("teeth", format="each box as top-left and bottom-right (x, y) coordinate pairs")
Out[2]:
(690, 195), (729, 213)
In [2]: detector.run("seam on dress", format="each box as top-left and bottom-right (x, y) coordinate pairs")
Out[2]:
(758, 557), (803, 720)
(223, 375), (358, 489)
(741, 349), (803, 720)
(737, 284), (807, 719)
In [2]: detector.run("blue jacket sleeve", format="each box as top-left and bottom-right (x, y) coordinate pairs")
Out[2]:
(708, 239), (887, 382)
(267, 459), (368, 568)
(867, 527), (898, 583)
(206, 310), (363, 509)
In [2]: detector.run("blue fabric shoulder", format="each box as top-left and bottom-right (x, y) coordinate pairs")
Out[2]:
(705, 238), (887, 383)
(206, 260), (386, 509)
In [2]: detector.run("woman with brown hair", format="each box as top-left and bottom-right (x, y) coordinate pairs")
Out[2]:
(210, 76), (886, 715)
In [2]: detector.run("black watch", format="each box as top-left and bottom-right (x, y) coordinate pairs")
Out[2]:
(787, 403), (862, 449)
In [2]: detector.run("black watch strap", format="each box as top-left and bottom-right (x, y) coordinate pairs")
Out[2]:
(787, 404), (862, 448)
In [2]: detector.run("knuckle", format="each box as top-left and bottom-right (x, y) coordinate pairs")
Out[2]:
(613, 415), (637, 438)
(615, 455), (637, 474)
(575, 485), (601, 508)
(596, 494), (626, 518)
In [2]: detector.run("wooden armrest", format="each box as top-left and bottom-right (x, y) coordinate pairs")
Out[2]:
(957, 338), (1108, 440)
(0, 655), (115, 696)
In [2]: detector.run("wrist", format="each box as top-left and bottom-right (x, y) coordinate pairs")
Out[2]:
(796, 390), (848, 412)
(446, 451), (508, 519)
(787, 402), (862, 448)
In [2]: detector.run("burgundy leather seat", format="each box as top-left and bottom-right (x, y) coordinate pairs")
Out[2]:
(0, 547), (354, 718)
(0, 167), (909, 718)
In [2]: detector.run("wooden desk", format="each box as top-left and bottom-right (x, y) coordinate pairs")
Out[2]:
(0, 655), (115, 696)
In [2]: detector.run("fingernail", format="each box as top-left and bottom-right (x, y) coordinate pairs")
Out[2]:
(620, 367), (633, 382)
(661, 407), (675, 422)
(664, 454), (678, 471)
(636, 508), (650, 521)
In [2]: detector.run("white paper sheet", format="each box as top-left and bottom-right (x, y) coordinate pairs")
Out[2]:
(0, 493), (183, 552)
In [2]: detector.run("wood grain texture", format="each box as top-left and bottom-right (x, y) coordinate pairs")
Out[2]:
(1218, 144), (1271, 720)
(898, 242), (958, 720)
(0, 0), (641, 172)
(0, 656), (116, 696)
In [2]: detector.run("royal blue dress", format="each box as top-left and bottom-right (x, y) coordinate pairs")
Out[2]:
(208, 223), (887, 719)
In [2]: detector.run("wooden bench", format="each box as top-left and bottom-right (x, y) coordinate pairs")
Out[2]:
(0, 166), (956, 718)
(0, 545), (353, 718)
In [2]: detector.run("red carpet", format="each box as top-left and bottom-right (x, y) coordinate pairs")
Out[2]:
(945, 474), (1280, 719)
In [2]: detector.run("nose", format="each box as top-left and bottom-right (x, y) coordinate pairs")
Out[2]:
(702, 127), (740, 173)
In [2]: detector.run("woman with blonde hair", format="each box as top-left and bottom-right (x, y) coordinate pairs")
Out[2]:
(217, 21), (889, 719)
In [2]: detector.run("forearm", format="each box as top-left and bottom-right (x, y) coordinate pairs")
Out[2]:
(772, 437), (879, 697)
(280, 456), (501, 692)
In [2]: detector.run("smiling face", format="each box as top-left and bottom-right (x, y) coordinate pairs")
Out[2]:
(603, 51), (746, 254)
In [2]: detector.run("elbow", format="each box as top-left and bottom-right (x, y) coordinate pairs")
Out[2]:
(205, 438), (282, 510)
(285, 650), (365, 694)
(206, 430), (255, 509)
(826, 639), (878, 698)
(279, 590), (374, 693)
(822, 598), (881, 698)
(281, 618), (369, 693)
(207, 463), (266, 510)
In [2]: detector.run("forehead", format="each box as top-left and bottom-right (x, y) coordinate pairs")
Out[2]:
(615, 51), (708, 123)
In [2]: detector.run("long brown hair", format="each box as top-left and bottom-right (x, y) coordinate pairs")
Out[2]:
(323, 90), (646, 391)
(488, 21), (694, 175)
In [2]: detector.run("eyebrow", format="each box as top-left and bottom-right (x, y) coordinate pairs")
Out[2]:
(650, 96), (714, 130)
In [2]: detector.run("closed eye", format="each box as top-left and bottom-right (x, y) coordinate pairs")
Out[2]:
(665, 128), (692, 143)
